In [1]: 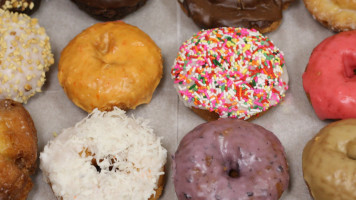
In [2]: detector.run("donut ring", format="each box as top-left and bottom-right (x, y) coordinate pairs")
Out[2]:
(303, 31), (356, 120)
(303, 119), (356, 200)
(70, 0), (148, 21)
(171, 27), (289, 121)
(303, 0), (356, 31)
(0, 99), (37, 199)
(58, 21), (162, 113)
(178, 0), (295, 33)
(40, 108), (167, 200)
(173, 119), (289, 200)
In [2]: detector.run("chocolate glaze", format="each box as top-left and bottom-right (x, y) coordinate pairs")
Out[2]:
(179, 0), (294, 31)
(71, 0), (148, 21)
(0, 0), (41, 15)
(173, 119), (289, 200)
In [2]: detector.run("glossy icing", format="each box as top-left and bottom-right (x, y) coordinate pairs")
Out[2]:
(303, 31), (356, 120)
(178, 0), (294, 32)
(303, 119), (356, 200)
(58, 21), (162, 113)
(172, 119), (289, 200)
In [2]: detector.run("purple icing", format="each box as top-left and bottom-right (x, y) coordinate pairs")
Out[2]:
(172, 119), (289, 200)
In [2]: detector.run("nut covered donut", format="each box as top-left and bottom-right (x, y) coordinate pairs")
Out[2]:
(171, 27), (289, 121)
(303, 31), (356, 120)
(58, 21), (162, 113)
(178, 0), (295, 33)
(303, 0), (356, 31)
(173, 119), (289, 200)
(303, 119), (356, 200)
(40, 108), (167, 200)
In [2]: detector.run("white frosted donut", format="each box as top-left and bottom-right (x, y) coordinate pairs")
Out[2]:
(0, 9), (54, 103)
(40, 108), (167, 200)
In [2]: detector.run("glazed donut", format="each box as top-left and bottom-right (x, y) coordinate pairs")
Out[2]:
(173, 119), (289, 200)
(0, 9), (54, 103)
(303, 0), (356, 31)
(171, 27), (289, 121)
(40, 108), (167, 200)
(303, 31), (356, 120)
(303, 119), (356, 200)
(178, 0), (295, 33)
(0, 99), (37, 200)
(58, 21), (162, 113)
(71, 0), (148, 21)
(1, 0), (41, 15)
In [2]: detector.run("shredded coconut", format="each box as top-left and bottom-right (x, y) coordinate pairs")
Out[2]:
(40, 108), (167, 200)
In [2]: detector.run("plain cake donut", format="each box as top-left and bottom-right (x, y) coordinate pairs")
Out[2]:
(173, 119), (289, 200)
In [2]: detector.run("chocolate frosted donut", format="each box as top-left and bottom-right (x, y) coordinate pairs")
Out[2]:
(173, 119), (289, 200)
(178, 0), (294, 33)
(71, 0), (148, 21)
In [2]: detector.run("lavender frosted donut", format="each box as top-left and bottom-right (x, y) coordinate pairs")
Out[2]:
(172, 119), (289, 200)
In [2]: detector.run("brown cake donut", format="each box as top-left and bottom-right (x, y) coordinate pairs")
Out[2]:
(0, 0), (41, 15)
(178, 0), (295, 33)
(71, 0), (148, 21)
(0, 99), (37, 200)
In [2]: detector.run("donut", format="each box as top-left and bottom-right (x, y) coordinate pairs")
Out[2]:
(303, 0), (356, 32)
(302, 31), (356, 120)
(303, 119), (356, 200)
(71, 0), (148, 21)
(173, 119), (289, 199)
(0, 10), (54, 103)
(178, 0), (295, 33)
(0, 0), (41, 15)
(171, 27), (289, 121)
(40, 108), (167, 200)
(58, 21), (162, 113)
(0, 99), (37, 199)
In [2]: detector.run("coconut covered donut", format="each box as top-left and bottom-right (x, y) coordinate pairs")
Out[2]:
(173, 119), (289, 200)
(171, 27), (289, 121)
(303, 0), (356, 31)
(0, 10), (54, 103)
(0, 99), (37, 200)
(58, 21), (162, 113)
(40, 108), (167, 200)
(303, 119), (356, 200)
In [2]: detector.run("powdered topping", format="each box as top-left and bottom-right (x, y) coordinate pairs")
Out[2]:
(40, 108), (167, 200)
(171, 27), (288, 120)
(0, 9), (54, 103)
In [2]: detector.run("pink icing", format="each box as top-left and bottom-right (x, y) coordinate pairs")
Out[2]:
(303, 31), (356, 120)
(172, 119), (289, 200)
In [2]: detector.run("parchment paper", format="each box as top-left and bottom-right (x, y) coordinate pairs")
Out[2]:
(25, 0), (335, 199)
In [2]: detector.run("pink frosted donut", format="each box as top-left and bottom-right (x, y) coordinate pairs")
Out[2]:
(172, 119), (289, 200)
(303, 31), (356, 120)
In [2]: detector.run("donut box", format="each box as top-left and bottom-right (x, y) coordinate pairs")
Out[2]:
(1, 0), (342, 199)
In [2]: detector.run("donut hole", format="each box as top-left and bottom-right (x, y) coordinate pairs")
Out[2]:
(343, 52), (356, 79)
(228, 168), (240, 178)
(90, 157), (117, 173)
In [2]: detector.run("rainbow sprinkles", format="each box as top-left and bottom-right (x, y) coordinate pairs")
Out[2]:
(171, 27), (289, 120)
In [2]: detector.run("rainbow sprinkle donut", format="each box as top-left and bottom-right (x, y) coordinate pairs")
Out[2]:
(171, 27), (289, 120)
